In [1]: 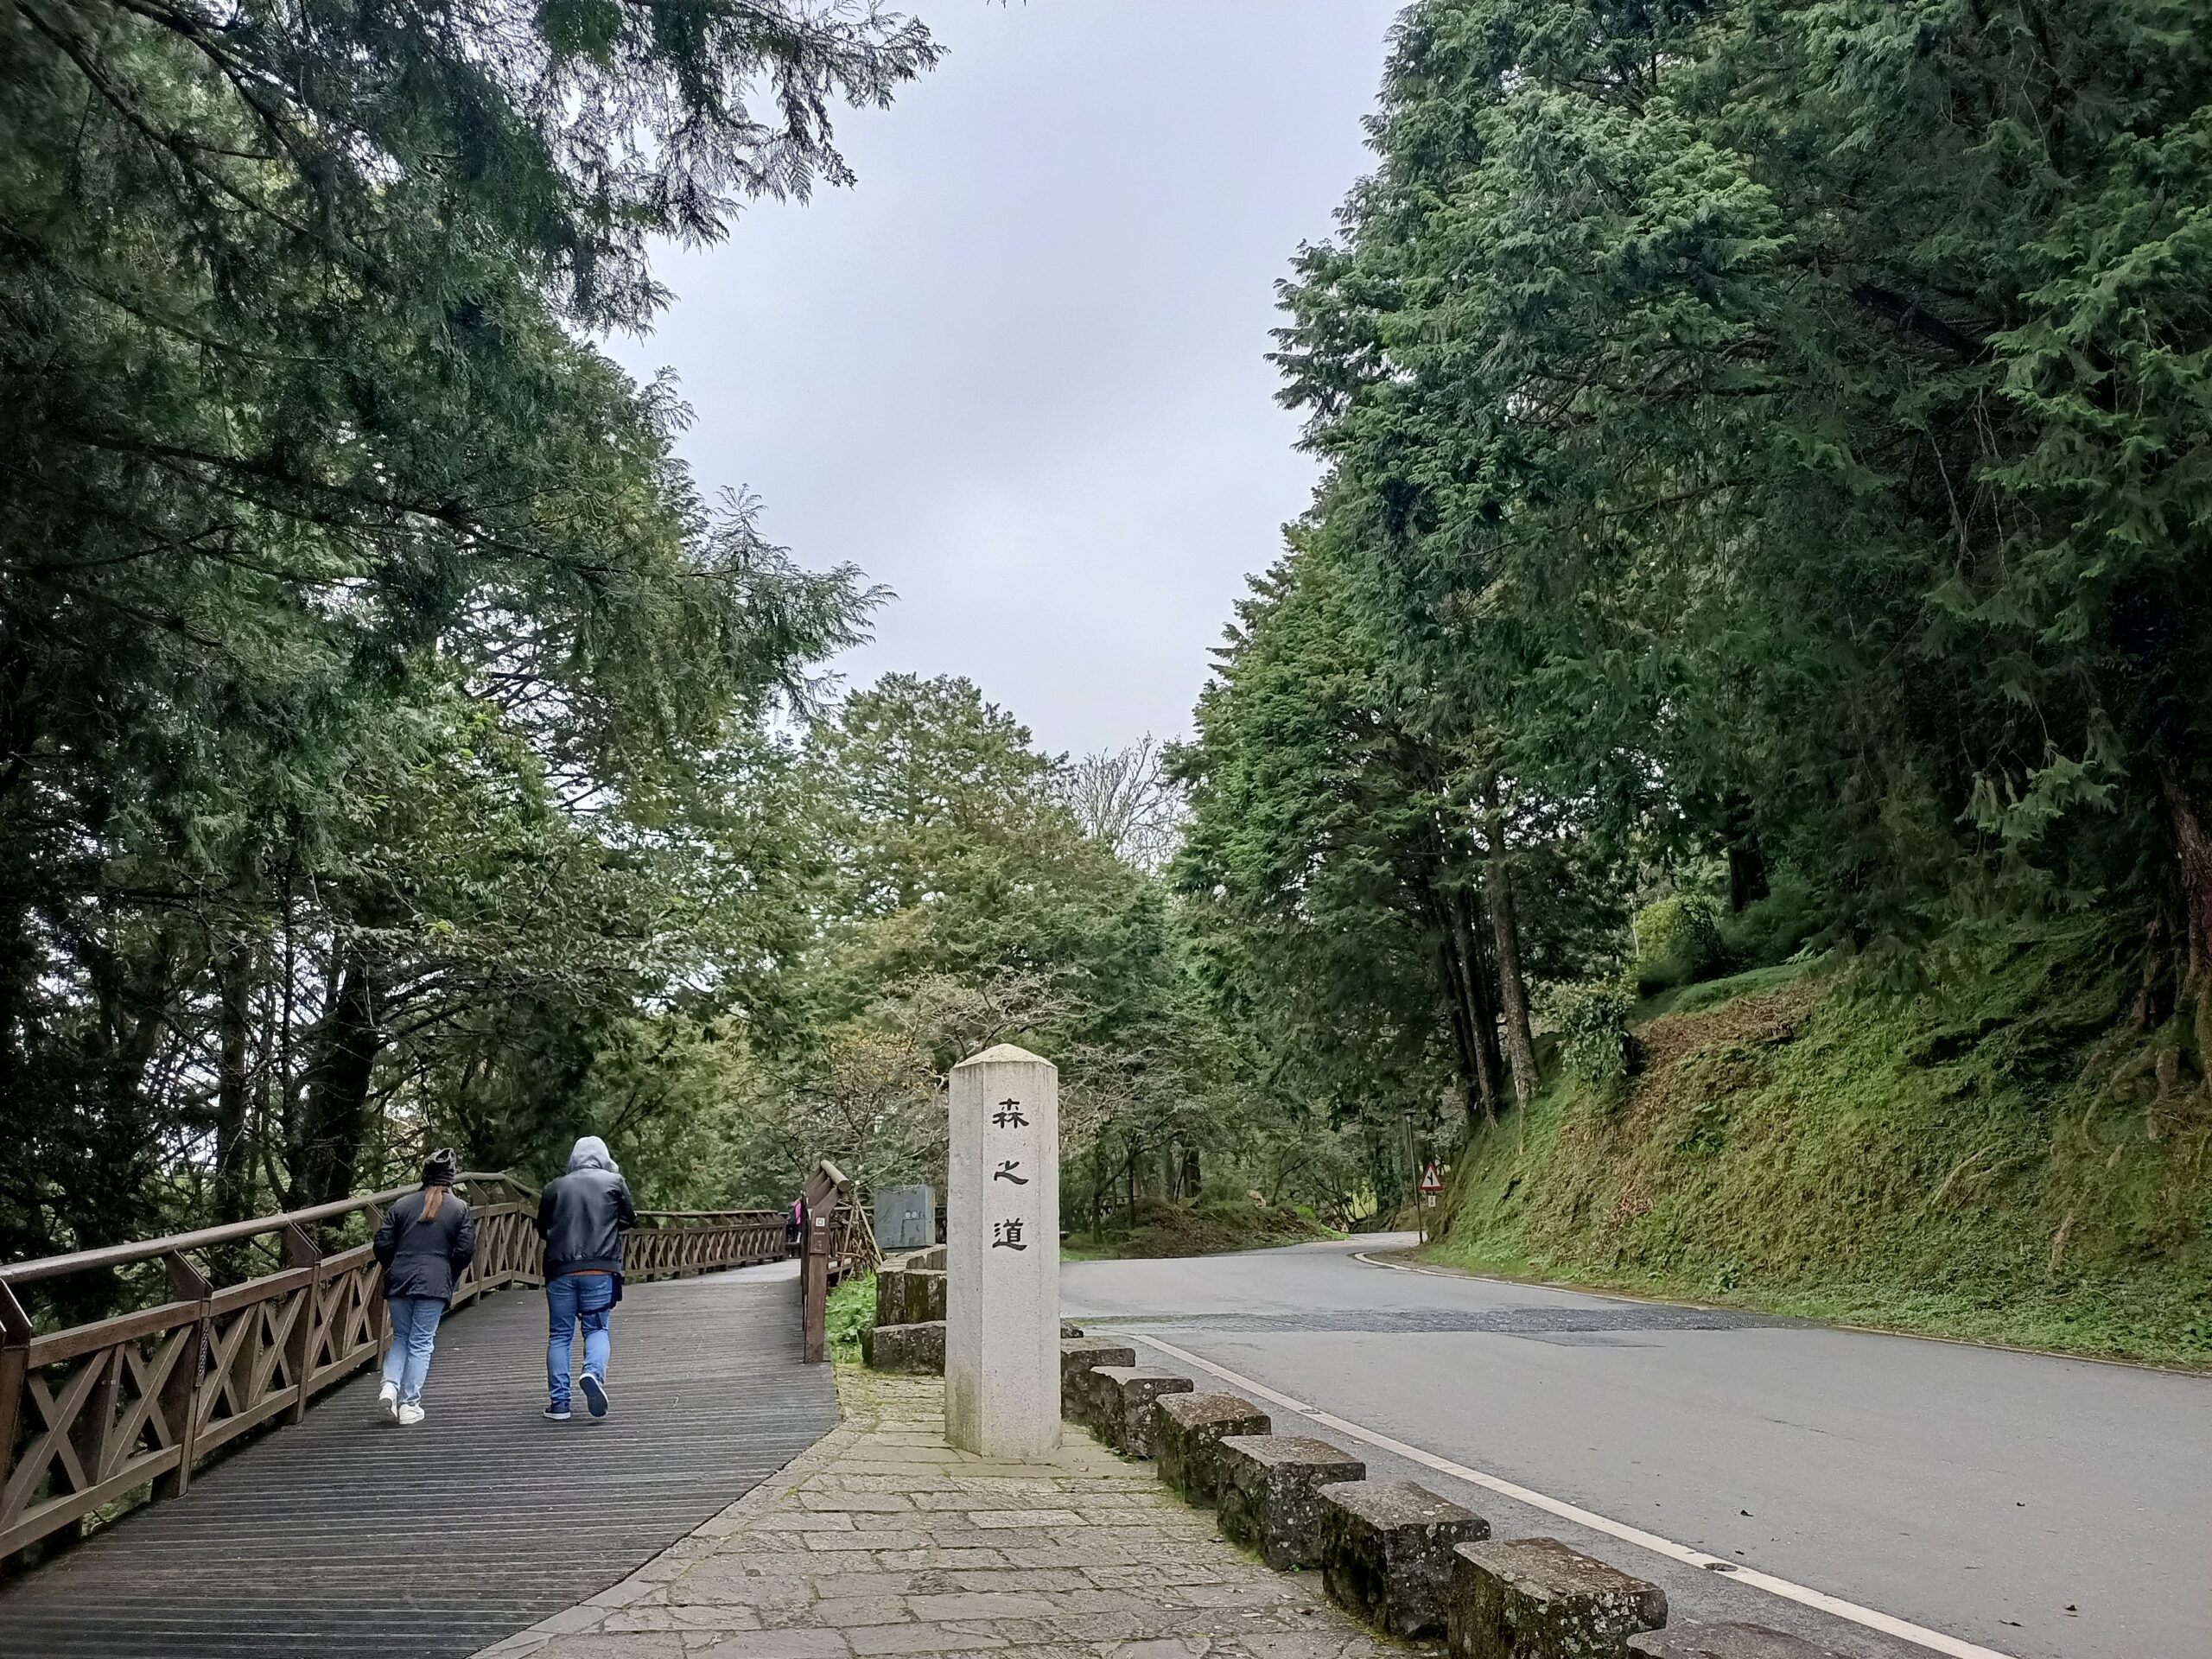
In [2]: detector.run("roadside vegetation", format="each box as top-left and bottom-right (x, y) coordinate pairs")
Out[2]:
(1431, 937), (2212, 1368)
(1167, 0), (2212, 1359)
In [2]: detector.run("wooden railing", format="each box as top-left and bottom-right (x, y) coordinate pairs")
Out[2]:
(0, 1173), (785, 1560)
(799, 1160), (878, 1363)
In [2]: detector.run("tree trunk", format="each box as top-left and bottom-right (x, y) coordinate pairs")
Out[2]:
(1446, 888), (1506, 1122)
(1482, 788), (1539, 1113)
(1431, 931), (1482, 1123)
(214, 936), (257, 1224)
(295, 948), (382, 1208)
(2132, 906), (2174, 1031)
(0, 883), (34, 1226)
(1727, 839), (1770, 913)
(75, 928), (193, 1255)
(2161, 769), (2212, 1073)
(1725, 795), (1770, 913)
(1183, 1146), (1201, 1198)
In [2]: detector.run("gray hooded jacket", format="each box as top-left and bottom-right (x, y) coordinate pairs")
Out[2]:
(536, 1136), (636, 1278)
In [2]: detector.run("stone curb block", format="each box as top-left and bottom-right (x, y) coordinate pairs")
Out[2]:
(1450, 1535), (1667, 1658)
(1059, 1339), (1136, 1424)
(1154, 1392), (1271, 1507)
(1321, 1478), (1490, 1639)
(1088, 1365), (1194, 1458)
(1629, 1624), (1845, 1658)
(1216, 1433), (1366, 1571)
(861, 1319), (945, 1376)
(902, 1267), (946, 1325)
(874, 1265), (906, 1329)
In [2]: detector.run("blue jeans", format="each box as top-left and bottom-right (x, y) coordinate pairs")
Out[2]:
(545, 1273), (614, 1409)
(382, 1295), (444, 1404)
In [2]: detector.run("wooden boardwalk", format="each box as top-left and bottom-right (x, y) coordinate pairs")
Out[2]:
(0, 1261), (836, 1659)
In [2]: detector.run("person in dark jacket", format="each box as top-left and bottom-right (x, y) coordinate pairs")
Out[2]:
(372, 1149), (476, 1426)
(536, 1135), (635, 1421)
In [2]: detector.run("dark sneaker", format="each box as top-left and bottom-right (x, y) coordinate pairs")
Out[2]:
(581, 1373), (608, 1418)
(542, 1404), (571, 1421)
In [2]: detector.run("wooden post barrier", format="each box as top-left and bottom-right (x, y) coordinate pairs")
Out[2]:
(803, 1211), (830, 1364)
(798, 1159), (879, 1365)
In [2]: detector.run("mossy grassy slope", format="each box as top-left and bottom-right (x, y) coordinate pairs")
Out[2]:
(1431, 934), (2212, 1368)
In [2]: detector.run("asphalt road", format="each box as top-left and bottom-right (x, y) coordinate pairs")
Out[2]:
(1062, 1236), (2210, 1659)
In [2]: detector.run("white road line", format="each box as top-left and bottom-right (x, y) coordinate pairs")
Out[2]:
(1353, 1249), (1688, 1307)
(1119, 1330), (2016, 1659)
(1353, 1249), (1464, 1278)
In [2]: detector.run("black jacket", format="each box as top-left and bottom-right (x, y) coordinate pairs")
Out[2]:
(537, 1163), (636, 1278)
(374, 1188), (477, 1304)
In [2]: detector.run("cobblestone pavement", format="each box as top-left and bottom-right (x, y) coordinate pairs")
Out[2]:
(474, 1369), (1414, 1659)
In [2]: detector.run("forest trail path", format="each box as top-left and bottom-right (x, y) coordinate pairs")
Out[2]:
(0, 1260), (835, 1659)
(1065, 1236), (2211, 1659)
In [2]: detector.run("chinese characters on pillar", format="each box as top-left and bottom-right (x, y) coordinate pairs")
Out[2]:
(992, 1098), (1029, 1248)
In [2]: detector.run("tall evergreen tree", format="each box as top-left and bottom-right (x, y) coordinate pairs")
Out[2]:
(1276, 0), (2212, 1067)
(0, 0), (936, 1257)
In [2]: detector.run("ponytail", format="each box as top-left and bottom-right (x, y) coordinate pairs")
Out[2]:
(416, 1147), (458, 1224)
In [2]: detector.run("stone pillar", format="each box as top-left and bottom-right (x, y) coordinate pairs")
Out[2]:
(944, 1044), (1060, 1459)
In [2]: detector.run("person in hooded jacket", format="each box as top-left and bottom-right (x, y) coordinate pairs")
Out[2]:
(537, 1135), (636, 1421)
(372, 1148), (477, 1425)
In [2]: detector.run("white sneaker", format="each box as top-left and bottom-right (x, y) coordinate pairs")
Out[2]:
(396, 1402), (425, 1427)
(378, 1382), (398, 1421)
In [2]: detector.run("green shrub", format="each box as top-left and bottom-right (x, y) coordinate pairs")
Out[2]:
(1552, 977), (1637, 1094)
(1635, 893), (1728, 992)
(1717, 877), (1820, 969)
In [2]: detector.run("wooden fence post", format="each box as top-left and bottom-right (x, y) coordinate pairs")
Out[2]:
(803, 1211), (830, 1364)
(0, 1279), (32, 1515)
(282, 1224), (321, 1424)
(156, 1254), (211, 1501)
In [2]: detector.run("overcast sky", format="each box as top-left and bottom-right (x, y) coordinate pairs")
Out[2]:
(604, 0), (1404, 759)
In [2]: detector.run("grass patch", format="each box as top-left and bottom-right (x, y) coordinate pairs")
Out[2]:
(1433, 929), (2212, 1369)
(1636, 957), (1820, 1020)
(827, 1270), (874, 1363)
(1067, 1198), (1340, 1261)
